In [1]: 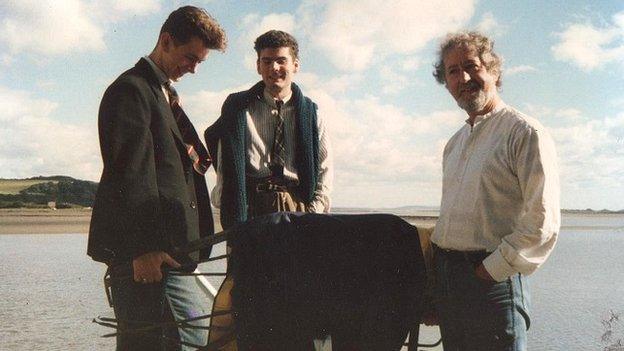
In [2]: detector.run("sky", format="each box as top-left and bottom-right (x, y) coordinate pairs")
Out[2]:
(1, 0), (623, 210)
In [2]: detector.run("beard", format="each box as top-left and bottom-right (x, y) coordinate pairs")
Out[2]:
(455, 80), (495, 114)
(457, 89), (488, 113)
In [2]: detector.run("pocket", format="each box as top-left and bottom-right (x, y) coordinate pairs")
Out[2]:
(472, 262), (497, 286)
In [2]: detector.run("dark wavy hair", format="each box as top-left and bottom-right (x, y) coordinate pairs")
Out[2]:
(254, 30), (299, 60)
(160, 6), (227, 51)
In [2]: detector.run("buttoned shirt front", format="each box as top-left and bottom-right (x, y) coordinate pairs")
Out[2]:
(432, 102), (560, 281)
(211, 89), (333, 212)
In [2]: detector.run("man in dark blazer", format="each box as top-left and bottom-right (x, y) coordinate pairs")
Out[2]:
(88, 6), (226, 350)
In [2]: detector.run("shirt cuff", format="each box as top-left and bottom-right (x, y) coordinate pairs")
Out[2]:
(482, 248), (517, 282)
(306, 201), (320, 213)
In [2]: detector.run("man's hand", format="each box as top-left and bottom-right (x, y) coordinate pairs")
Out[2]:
(475, 263), (495, 282)
(132, 251), (181, 283)
(421, 308), (439, 326)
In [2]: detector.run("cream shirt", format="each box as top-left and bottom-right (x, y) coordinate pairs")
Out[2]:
(211, 89), (333, 212)
(432, 102), (560, 281)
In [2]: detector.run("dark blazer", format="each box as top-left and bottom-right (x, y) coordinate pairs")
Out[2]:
(88, 58), (213, 265)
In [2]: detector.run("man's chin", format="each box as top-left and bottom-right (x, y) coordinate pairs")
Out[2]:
(458, 98), (484, 113)
(266, 81), (288, 90)
(458, 92), (489, 113)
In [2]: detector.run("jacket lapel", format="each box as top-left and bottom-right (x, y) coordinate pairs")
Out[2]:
(135, 58), (189, 159)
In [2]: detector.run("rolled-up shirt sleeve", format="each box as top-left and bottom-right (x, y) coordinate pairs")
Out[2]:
(483, 126), (560, 281)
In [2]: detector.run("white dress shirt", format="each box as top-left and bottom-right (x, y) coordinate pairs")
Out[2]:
(432, 102), (560, 281)
(211, 89), (333, 212)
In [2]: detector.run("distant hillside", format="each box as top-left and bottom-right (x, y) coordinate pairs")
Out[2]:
(0, 176), (98, 208)
(562, 208), (624, 214)
(335, 206), (624, 216)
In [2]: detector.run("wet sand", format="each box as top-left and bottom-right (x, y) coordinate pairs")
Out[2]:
(0, 208), (436, 234)
(0, 208), (92, 234)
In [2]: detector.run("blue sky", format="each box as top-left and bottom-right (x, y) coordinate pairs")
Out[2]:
(1, 0), (623, 210)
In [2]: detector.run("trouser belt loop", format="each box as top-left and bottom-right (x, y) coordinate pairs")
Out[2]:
(248, 176), (298, 193)
(433, 244), (489, 264)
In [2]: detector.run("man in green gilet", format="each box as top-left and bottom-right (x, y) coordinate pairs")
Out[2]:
(205, 30), (333, 229)
(203, 30), (333, 349)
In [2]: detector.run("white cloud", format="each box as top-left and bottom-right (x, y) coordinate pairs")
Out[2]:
(523, 105), (624, 209)
(240, 13), (296, 47)
(35, 80), (57, 90)
(183, 83), (253, 132)
(301, 0), (475, 71)
(401, 57), (421, 71)
(476, 11), (507, 36)
(506, 65), (537, 76)
(0, 0), (105, 55)
(553, 108), (583, 121)
(0, 86), (100, 180)
(238, 13), (297, 71)
(552, 11), (624, 71)
(0, 54), (13, 66)
(294, 76), (461, 206)
(88, 0), (161, 22)
(316, 95), (460, 207)
(296, 72), (364, 96)
(379, 66), (412, 95)
(109, 0), (159, 14)
(0, 0), (160, 57)
(181, 77), (462, 207)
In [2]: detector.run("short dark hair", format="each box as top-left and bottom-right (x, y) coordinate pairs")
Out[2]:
(160, 6), (227, 51)
(254, 30), (299, 60)
(433, 31), (502, 87)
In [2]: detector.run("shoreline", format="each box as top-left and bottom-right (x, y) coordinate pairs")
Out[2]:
(2, 208), (618, 235)
(0, 208), (92, 234)
(0, 208), (439, 235)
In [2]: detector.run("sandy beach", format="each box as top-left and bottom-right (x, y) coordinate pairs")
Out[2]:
(0, 208), (92, 234)
(0, 208), (437, 235)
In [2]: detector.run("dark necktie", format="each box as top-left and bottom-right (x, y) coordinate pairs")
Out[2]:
(270, 100), (286, 178)
(164, 82), (210, 175)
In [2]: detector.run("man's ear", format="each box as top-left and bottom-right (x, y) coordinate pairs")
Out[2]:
(160, 32), (173, 52)
(256, 58), (261, 75)
(293, 58), (300, 74)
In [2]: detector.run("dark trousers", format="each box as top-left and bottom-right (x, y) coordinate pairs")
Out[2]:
(434, 251), (531, 351)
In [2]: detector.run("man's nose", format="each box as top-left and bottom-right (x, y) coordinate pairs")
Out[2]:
(271, 61), (280, 71)
(459, 70), (470, 83)
(188, 61), (199, 74)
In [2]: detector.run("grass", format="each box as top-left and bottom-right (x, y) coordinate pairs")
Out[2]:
(0, 179), (58, 195)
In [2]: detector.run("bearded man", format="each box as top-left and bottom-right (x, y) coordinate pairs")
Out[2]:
(430, 31), (560, 351)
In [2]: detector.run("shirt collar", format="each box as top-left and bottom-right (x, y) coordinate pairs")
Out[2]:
(465, 101), (507, 127)
(260, 88), (292, 108)
(144, 56), (171, 87)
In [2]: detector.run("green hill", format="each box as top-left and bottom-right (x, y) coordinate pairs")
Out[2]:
(0, 176), (98, 208)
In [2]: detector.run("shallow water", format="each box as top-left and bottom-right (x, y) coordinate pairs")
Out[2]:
(1, 213), (622, 350)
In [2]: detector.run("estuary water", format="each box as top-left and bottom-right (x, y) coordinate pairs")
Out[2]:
(0, 213), (623, 350)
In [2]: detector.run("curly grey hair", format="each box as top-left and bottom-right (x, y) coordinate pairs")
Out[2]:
(433, 31), (503, 87)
